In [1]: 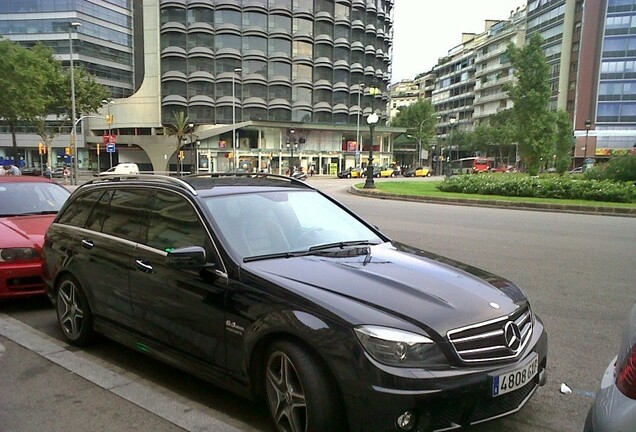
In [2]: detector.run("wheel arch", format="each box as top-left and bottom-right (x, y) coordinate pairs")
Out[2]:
(248, 330), (346, 408)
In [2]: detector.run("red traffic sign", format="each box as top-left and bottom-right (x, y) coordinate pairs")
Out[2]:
(102, 134), (117, 144)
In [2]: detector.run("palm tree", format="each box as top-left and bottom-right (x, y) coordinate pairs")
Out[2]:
(164, 111), (191, 176)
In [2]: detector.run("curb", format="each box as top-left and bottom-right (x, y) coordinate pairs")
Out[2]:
(349, 186), (636, 218)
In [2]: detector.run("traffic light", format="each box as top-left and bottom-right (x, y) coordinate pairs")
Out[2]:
(96, 144), (100, 155)
(65, 147), (71, 156)
(106, 114), (114, 125)
(38, 143), (47, 155)
(179, 150), (185, 160)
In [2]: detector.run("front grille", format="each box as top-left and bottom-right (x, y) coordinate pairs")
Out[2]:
(447, 306), (533, 363)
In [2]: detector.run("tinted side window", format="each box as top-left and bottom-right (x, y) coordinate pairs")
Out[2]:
(85, 189), (114, 231)
(57, 190), (105, 227)
(101, 189), (150, 242)
(145, 191), (209, 253)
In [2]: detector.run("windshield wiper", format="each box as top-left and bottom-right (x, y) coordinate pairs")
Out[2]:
(22, 210), (59, 215)
(243, 250), (310, 263)
(242, 241), (381, 263)
(308, 240), (380, 251)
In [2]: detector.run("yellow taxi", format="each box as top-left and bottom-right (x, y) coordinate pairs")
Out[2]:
(405, 166), (432, 177)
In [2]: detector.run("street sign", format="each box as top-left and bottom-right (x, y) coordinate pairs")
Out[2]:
(106, 143), (116, 153)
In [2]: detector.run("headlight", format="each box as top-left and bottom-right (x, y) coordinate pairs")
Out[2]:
(0, 247), (40, 262)
(354, 325), (447, 368)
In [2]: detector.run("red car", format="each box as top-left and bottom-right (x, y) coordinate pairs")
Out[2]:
(0, 176), (70, 300)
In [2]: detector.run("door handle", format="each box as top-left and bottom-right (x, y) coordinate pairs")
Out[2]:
(81, 239), (94, 249)
(135, 259), (154, 273)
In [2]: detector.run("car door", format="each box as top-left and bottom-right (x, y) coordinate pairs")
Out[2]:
(76, 188), (150, 328)
(129, 189), (228, 368)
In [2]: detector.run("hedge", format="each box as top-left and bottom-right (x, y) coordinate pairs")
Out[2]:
(436, 174), (636, 203)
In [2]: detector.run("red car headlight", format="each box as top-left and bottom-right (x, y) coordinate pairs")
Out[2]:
(0, 247), (40, 262)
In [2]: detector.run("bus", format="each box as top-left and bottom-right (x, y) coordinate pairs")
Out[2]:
(448, 157), (496, 175)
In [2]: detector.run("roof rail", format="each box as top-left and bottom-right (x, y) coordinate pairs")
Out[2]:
(82, 174), (198, 195)
(185, 172), (313, 188)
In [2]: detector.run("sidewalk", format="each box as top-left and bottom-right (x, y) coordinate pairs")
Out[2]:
(0, 314), (246, 432)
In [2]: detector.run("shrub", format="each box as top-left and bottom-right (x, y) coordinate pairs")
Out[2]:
(585, 154), (636, 182)
(436, 174), (636, 203)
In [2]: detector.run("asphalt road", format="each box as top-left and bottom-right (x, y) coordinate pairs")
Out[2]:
(2, 176), (635, 432)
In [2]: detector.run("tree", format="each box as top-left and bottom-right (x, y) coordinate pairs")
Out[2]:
(553, 110), (574, 174)
(0, 40), (53, 160)
(163, 111), (192, 176)
(391, 100), (437, 165)
(0, 39), (109, 164)
(506, 33), (554, 175)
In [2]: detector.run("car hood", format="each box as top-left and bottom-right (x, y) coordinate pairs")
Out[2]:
(243, 242), (527, 335)
(0, 215), (55, 248)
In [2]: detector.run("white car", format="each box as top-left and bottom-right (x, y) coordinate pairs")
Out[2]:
(97, 163), (139, 176)
(584, 301), (636, 431)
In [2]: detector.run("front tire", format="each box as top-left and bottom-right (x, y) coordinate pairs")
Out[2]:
(56, 275), (95, 346)
(265, 341), (342, 432)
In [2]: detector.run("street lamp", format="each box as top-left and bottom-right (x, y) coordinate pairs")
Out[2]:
(188, 122), (195, 174)
(449, 116), (457, 164)
(356, 83), (365, 167)
(101, 99), (114, 172)
(583, 119), (592, 166)
(364, 85), (381, 189)
(69, 21), (81, 185)
(232, 67), (242, 170)
(364, 112), (379, 188)
(287, 129), (296, 172)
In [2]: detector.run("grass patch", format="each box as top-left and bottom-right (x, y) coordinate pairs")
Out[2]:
(357, 181), (636, 209)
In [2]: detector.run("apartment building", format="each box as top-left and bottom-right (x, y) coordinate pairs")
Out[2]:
(1, 0), (405, 174)
(473, 7), (526, 124)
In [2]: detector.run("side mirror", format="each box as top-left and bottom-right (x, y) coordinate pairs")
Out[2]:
(165, 245), (207, 268)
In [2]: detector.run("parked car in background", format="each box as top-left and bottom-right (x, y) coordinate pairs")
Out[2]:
(584, 301), (636, 432)
(97, 162), (139, 176)
(50, 168), (67, 178)
(44, 173), (547, 432)
(337, 167), (362, 178)
(20, 167), (43, 176)
(0, 176), (70, 300)
(379, 166), (398, 177)
(404, 166), (433, 177)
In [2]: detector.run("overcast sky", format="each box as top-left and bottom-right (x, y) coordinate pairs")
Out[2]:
(391, 0), (526, 83)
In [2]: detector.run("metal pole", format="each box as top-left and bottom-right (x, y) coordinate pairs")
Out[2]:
(232, 67), (242, 170)
(69, 22), (81, 185)
(356, 83), (364, 167)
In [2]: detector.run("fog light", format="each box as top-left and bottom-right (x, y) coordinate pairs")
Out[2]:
(396, 411), (416, 430)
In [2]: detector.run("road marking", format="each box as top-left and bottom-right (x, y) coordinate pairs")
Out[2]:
(0, 313), (245, 432)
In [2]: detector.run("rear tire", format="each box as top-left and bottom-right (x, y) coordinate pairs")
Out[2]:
(56, 275), (95, 346)
(265, 341), (342, 432)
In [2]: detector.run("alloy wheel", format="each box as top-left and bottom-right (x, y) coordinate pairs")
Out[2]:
(57, 280), (85, 340)
(266, 351), (307, 432)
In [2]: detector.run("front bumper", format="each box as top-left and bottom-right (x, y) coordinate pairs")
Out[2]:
(325, 318), (548, 432)
(0, 262), (46, 299)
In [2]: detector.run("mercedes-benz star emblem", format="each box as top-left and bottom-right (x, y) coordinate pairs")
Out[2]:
(504, 321), (522, 351)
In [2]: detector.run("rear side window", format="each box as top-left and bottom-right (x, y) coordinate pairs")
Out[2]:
(144, 191), (209, 253)
(100, 189), (151, 242)
(57, 190), (105, 227)
(85, 190), (114, 231)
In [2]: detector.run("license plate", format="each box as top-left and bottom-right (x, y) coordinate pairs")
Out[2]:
(491, 353), (539, 397)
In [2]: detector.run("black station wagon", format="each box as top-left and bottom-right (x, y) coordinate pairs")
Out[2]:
(43, 174), (547, 432)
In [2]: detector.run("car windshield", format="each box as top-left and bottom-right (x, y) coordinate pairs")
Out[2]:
(204, 189), (384, 259)
(0, 181), (70, 216)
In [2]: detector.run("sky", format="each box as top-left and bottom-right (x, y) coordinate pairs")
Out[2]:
(391, 0), (527, 83)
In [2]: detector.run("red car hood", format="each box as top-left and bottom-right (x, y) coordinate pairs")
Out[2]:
(0, 215), (56, 248)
